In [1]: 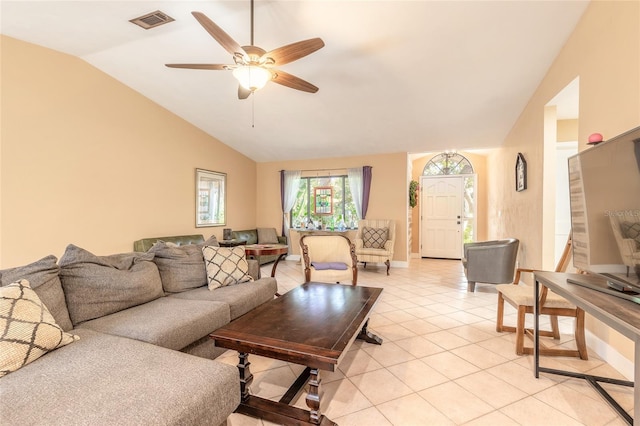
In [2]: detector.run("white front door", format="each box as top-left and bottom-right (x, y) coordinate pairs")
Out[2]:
(421, 176), (463, 259)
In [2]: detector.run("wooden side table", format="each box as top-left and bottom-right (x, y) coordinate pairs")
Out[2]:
(243, 244), (288, 278)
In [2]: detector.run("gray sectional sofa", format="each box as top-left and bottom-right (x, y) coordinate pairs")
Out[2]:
(0, 235), (278, 426)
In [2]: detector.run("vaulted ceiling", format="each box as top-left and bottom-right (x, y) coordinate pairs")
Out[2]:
(0, 1), (589, 162)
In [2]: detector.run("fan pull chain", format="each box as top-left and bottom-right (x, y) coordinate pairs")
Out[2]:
(252, 95), (255, 128)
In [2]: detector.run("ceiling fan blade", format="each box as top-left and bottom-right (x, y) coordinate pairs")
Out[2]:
(165, 64), (229, 70)
(262, 38), (325, 66)
(272, 70), (319, 93)
(238, 86), (252, 100)
(191, 11), (246, 58)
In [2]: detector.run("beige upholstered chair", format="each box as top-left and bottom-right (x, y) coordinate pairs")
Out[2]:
(462, 239), (519, 292)
(496, 237), (588, 359)
(354, 219), (395, 275)
(609, 213), (640, 275)
(299, 234), (358, 285)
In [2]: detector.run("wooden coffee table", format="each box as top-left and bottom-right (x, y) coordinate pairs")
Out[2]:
(210, 282), (383, 425)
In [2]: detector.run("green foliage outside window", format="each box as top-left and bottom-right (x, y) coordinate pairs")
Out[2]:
(290, 176), (358, 229)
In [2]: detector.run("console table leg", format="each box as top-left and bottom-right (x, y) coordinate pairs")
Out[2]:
(305, 368), (321, 424)
(237, 352), (253, 402)
(357, 319), (383, 345)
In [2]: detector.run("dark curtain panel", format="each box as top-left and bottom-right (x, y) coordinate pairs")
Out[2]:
(280, 170), (285, 235)
(362, 166), (372, 219)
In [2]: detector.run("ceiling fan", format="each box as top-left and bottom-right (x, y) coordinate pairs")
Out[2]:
(165, 1), (324, 99)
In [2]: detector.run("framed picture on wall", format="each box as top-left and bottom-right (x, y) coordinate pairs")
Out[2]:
(516, 153), (527, 192)
(196, 169), (226, 227)
(314, 186), (333, 215)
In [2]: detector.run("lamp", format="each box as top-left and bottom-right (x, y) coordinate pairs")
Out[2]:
(232, 65), (272, 92)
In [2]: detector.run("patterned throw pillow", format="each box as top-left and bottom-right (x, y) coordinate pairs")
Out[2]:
(621, 222), (640, 249)
(362, 227), (389, 249)
(0, 279), (78, 377)
(202, 246), (253, 290)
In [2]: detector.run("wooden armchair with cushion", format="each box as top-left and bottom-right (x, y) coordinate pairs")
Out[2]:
(354, 219), (395, 275)
(496, 236), (588, 359)
(299, 234), (358, 285)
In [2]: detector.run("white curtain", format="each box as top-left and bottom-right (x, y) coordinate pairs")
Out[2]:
(348, 167), (364, 219)
(282, 170), (301, 239)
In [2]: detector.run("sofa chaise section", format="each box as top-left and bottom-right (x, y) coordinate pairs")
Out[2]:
(0, 329), (239, 426)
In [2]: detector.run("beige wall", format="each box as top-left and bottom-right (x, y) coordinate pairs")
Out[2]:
(410, 152), (488, 255)
(487, 1), (640, 364)
(0, 36), (257, 267)
(256, 153), (409, 263)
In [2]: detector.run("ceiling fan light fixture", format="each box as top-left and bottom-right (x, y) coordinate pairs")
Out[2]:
(232, 66), (272, 91)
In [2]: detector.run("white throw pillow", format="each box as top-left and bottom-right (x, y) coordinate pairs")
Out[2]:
(202, 246), (253, 290)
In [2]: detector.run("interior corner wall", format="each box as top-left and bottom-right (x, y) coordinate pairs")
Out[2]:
(410, 152), (488, 255)
(0, 36), (257, 267)
(487, 1), (640, 364)
(256, 152), (409, 263)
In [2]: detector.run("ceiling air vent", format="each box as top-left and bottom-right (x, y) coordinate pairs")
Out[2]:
(129, 10), (175, 30)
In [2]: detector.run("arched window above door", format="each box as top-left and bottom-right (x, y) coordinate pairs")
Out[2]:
(423, 152), (474, 175)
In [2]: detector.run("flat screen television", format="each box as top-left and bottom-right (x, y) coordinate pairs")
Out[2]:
(568, 125), (640, 288)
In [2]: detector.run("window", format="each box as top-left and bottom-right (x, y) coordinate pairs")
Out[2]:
(423, 152), (474, 175)
(291, 176), (358, 229)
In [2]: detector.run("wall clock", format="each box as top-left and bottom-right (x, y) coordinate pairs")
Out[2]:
(516, 153), (527, 192)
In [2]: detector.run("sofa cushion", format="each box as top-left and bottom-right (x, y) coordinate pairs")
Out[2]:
(231, 229), (258, 245)
(78, 297), (230, 350)
(171, 277), (277, 320)
(0, 280), (78, 377)
(362, 227), (389, 249)
(59, 245), (164, 325)
(0, 328), (240, 426)
(133, 234), (206, 252)
(257, 227), (279, 244)
(0, 255), (73, 331)
(148, 240), (213, 293)
(203, 246), (253, 290)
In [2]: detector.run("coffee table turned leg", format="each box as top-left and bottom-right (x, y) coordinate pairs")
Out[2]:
(305, 368), (321, 424)
(237, 352), (253, 402)
(357, 319), (383, 345)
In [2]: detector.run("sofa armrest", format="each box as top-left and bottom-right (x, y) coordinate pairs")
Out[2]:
(278, 235), (287, 245)
(355, 238), (364, 250)
(247, 259), (261, 280)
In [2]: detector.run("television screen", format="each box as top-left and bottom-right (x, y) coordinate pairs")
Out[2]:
(569, 125), (640, 280)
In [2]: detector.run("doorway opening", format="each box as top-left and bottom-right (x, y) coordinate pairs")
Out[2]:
(543, 77), (579, 269)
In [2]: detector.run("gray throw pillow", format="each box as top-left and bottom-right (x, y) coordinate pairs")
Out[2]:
(0, 255), (73, 331)
(59, 245), (164, 325)
(148, 235), (219, 293)
(362, 227), (389, 249)
(257, 228), (279, 244)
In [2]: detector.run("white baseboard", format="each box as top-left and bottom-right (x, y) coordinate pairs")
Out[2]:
(585, 330), (634, 380)
(286, 255), (300, 261)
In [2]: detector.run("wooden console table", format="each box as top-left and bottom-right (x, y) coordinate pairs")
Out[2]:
(533, 272), (638, 425)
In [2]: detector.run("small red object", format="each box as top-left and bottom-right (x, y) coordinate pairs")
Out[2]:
(587, 133), (603, 144)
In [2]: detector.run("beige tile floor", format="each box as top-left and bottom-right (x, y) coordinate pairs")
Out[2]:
(222, 258), (635, 426)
